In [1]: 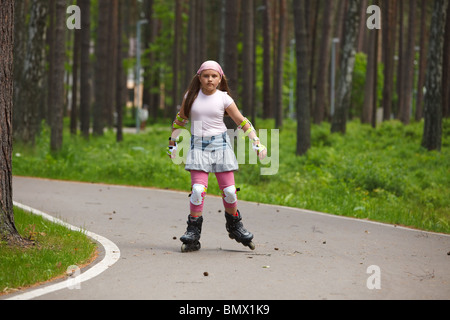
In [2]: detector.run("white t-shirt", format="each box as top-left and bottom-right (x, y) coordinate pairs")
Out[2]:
(190, 90), (234, 137)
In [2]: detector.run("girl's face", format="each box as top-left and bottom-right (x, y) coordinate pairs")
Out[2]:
(199, 70), (221, 95)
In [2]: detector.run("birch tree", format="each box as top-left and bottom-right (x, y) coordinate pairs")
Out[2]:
(331, 0), (363, 134)
(13, 0), (48, 145)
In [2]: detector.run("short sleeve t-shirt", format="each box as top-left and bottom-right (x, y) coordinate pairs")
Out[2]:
(190, 90), (234, 137)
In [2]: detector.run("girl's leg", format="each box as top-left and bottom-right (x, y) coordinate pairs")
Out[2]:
(215, 171), (238, 216)
(190, 170), (209, 217)
(216, 171), (254, 250)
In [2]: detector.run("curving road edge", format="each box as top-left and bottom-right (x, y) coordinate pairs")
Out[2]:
(5, 202), (121, 300)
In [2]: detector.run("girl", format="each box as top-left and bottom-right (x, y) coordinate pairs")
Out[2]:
(167, 61), (267, 252)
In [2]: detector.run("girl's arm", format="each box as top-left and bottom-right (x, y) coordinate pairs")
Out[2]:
(169, 99), (189, 147)
(226, 103), (256, 138)
(226, 103), (267, 159)
(167, 99), (189, 158)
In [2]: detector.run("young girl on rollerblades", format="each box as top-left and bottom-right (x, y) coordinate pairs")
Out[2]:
(167, 61), (267, 252)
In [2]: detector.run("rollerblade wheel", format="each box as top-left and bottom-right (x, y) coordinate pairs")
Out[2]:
(247, 241), (256, 251)
(229, 233), (255, 250)
(181, 241), (201, 253)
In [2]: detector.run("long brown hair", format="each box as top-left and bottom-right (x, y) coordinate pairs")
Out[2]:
(183, 74), (232, 118)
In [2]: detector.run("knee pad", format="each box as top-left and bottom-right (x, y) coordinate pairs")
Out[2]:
(190, 184), (207, 206)
(222, 185), (238, 204)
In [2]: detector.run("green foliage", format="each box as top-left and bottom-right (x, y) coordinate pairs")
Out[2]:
(350, 52), (385, 118)
(13, 119), (450, 234)
(0, 207), (97, 293)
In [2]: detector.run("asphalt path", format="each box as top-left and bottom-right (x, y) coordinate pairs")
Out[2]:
(4, 176), (450, 300)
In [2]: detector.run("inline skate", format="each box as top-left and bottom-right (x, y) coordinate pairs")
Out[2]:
(180, 215), (203, 253)
(225, 210), (255, 250)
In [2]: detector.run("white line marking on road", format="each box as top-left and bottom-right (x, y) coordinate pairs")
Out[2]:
(5, 202), (121, 300)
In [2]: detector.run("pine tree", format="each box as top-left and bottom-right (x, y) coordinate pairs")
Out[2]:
(422, 0), (449, 151)
(0, 0), (24, 245)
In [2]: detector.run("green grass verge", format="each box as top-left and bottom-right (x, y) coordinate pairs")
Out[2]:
(0, 206), (97, 294)
(12, 118), (450, 234)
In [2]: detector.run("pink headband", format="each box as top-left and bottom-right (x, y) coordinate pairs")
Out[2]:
(197, 60), (224, 77)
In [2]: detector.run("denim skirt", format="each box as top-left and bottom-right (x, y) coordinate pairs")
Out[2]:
(185, 132), (239, 173)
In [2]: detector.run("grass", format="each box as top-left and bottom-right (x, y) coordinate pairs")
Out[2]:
(12, 118), (450, 234)
(0, 206), (97, 295)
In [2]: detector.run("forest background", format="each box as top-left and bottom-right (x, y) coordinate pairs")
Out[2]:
(1, 0), (450, 245)
(11, 0), (450, 148)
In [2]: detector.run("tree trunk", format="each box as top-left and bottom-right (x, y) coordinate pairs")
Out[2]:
(13, 0), (26, 129)
(372, 23), (379, 129)
(172, 0), (182, 118)
(223, 0), (239, 130)
(251, 0), (257, 125)
(382, 0), (397, 121)
(242, 0), (254, 118)
(71, 26), (80, 135)
(93, 0), (110, 136)
(142, 0), (152, 116)
(274, 0), (287, 129)
(186, 0), (197, 86)
(79, 0), (91, 139)
(223, 0), (238, 93)
(0, 0), (23, 245)
(415, 0), (428, 121)
(143, 0), (159, 121)
(104, 0), (118, 128)
(333, 0), (346, 66)
(399, 0), (417, 125)
(362, 28), (376, 124)
(363, 0), (380, 128)
(396, 0), (404, 119)
(422, 0), (449, 151)
(442, 0), (450, 118)
(116, 0), (125, 142)
(293, 0), (311, 156)
(46, 0), (55, 125)
(219, 0), (226, 66)
(308, 0), (319, 115)
(50, 0), (66, 151)
(13, 0), (48, 145)
(195, 0), (206, 69)
(357, 0), (368, 52)
(314, 0), (335, 124)
(331, 0), (362, 134)
(262, 0), (272, 119)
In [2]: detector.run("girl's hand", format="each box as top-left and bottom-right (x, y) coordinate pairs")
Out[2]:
(166, 137), (179, 159)
(166, 143), (177, 159)
(252, 143), (267, 160)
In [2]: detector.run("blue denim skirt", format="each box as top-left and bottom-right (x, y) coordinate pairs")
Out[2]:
(185, 132), (239, 173)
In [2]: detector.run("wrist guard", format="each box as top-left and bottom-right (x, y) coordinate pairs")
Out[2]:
(172, 112), (189, 130)
(238, 117), (255, 136)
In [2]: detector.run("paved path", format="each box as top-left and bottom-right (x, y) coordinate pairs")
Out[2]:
(4, 176), (450, 300)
